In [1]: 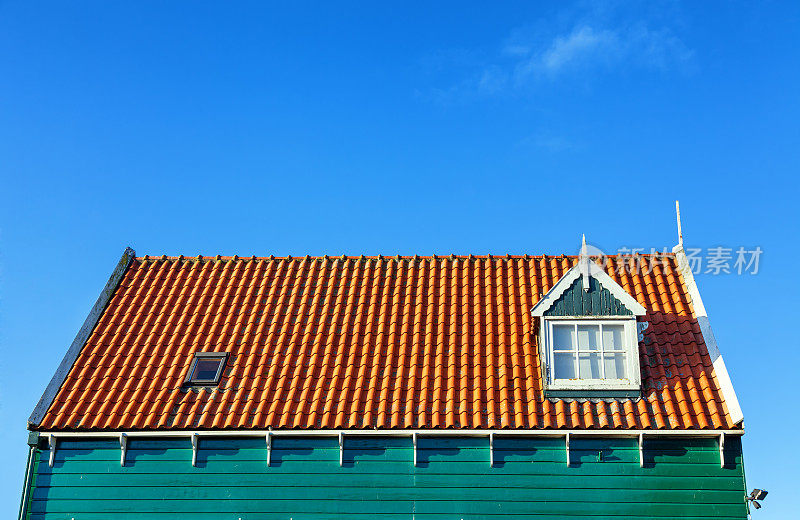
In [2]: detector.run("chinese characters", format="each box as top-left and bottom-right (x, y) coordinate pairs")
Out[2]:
(605, 247), (762, 275)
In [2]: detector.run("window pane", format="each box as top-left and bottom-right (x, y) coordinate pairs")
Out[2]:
(603, 353), (627, 379)
(552, 325), (575, 350)
(603, 324), (625, 351)
(577, 325), (600, 351)
(193, 359), (222, 380)
(578, 352), (602, 379)
(554, 352), (576, 379)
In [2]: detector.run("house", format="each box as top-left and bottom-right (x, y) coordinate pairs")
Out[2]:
(19, 242), (750, 519)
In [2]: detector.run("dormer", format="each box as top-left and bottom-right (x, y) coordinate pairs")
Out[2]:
(532, 254), (647, 397)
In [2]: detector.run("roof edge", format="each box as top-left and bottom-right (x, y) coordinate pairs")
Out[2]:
(673, 244), (743, 425)
(37, 428), (745, 436)
(28, 247), (136, 429)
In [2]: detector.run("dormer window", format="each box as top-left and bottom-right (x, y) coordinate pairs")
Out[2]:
(544, 318), (639, 390)
(532, 252), (647, 394)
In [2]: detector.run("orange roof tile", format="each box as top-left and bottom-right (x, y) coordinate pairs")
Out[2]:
(36, 254), (738, 431)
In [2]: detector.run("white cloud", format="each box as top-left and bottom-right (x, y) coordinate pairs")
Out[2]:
(540, 26), (619, 73)
(513, 23), (692, 82)
(421, 1), (695, 101)
(502, 43), (532, 57)
(477, 66), (508, 94)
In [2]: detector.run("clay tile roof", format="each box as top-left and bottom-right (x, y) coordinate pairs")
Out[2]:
(36, 254), (739, 431)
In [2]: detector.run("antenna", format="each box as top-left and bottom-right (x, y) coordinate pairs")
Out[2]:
(675, 201), (683, 248)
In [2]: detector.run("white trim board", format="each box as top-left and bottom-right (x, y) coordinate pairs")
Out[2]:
(673, 244), (743, 425)
(531, 260), (647, 317)
(39, 428), (740, 470)
(38, 428), (744, 440)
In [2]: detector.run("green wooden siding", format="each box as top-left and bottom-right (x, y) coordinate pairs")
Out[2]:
(23, 435), (747, 519)
(544, 276), (633, 316)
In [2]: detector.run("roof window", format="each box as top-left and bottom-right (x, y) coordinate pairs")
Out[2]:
(184, 352), (228, 385)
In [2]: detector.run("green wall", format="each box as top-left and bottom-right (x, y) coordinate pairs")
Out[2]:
(23, 435), (747, 519)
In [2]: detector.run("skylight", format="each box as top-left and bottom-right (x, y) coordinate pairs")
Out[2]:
(184, 352), (227, 385)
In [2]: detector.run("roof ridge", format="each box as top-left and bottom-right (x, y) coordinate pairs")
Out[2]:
(135, 253), (678, 261)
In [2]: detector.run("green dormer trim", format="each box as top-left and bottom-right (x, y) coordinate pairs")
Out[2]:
(543, 276), (633, 317)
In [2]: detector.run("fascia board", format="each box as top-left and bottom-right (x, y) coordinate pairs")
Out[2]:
(673, 244), (743, 425)
(39, 428), (745, 437)
(531, 266), (582, 316)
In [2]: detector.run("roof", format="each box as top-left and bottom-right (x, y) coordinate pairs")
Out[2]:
(33, 253), (740, 431)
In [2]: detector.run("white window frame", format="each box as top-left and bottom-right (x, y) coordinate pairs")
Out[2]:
(542, 317), (641, 391)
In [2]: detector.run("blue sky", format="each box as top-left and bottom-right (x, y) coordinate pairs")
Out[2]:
(1, 0), (798, 517)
